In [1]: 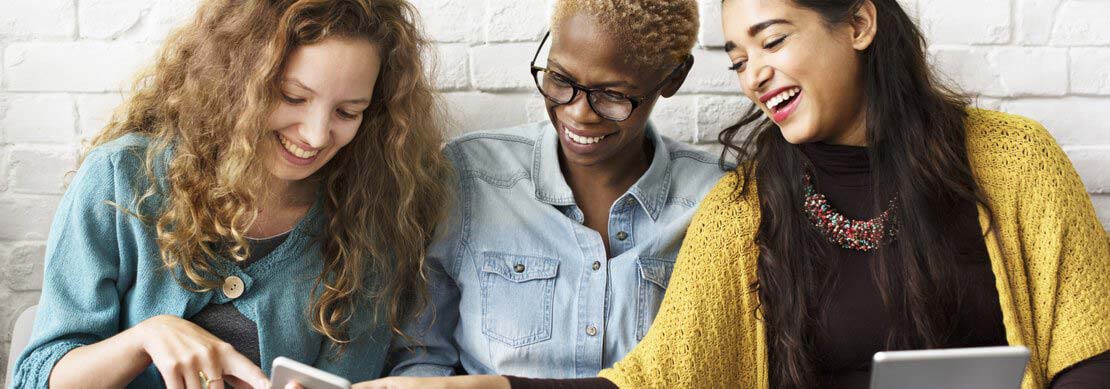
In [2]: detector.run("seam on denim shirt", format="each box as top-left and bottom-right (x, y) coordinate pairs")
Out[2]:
(452, 132), (535, 147)
(447, 142), (472, 278)
(461, 169), (531, 189)
(665, 197), (699, 208)
(669, 149), (722, 166)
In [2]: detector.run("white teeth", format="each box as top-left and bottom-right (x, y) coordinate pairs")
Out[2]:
(767, 87), (802, 111)
(278, 134), (319, 159)
(564, 125), (606, 145)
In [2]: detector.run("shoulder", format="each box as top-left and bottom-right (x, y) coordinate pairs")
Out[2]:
(71, 134), (162, 209)
(964, 108), (1073, 184)
(689, 165), (761, 236)
(658, 136), (731, 200)
(965, 108), (1058, 151)
(443, 122), (544, 173)
(81, 133), (156, 174)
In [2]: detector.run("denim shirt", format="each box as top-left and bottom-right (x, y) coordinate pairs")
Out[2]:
(389, 121), (727, 378)
(11, 134), (390, 388)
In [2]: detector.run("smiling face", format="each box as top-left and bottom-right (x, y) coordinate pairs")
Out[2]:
(545, 12), (684, 168)
(265, 37), (380, 183)
(722, 0), (875, 146)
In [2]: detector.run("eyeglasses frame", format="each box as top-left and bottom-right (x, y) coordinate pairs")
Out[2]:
(528, 30), (692, 122)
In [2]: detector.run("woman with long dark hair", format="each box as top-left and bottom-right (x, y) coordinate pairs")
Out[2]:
(593, 0), (1109, 387)
(360, 0), (1108, 388)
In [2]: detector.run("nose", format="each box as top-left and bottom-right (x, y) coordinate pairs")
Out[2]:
(743, 61), (773, 95)
(560, 90), (602, 123)
(300, 105), (332, 149)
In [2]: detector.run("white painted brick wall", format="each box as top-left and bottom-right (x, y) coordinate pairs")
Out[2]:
(1, 0), (1108, 384)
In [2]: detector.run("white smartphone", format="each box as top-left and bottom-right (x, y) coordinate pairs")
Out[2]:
(870, 345), (1030, 389)
(270, 356), (352, 389)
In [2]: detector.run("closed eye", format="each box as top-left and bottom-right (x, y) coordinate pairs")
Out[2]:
(764, 35), (787, 50)
(728, 60), (747, 73)
(281, 93), (306, 105)
(336, 109), (361, 120)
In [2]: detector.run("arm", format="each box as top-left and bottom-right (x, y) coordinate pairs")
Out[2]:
(1051, 350), (1110, 388)
(1012, 124), (1110, 384)
(11, 149), (144, 388)
(11, 148), (266, 389)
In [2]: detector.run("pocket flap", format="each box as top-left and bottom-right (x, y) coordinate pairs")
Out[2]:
(637, 257), (675, 289)
(481, 253), (560, 282)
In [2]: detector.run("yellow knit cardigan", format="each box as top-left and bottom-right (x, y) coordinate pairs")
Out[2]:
(599, 109), (1110, 388)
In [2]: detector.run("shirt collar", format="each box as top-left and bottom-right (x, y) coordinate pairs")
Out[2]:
(531, 121), (672, 221)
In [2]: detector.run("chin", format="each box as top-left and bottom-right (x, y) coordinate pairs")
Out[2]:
(779, 125), (817, 145)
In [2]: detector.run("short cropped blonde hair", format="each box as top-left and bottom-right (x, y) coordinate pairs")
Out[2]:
(552, 0), (699, 71)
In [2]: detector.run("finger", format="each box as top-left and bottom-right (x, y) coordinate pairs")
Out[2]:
(223, 375), (252, 389)
(147, 344), (187, 389)
(285, 380), (305, 389)
(183, 363), (204, 389)
(197, 345), (225, 389)
(218, 348), (269, 389)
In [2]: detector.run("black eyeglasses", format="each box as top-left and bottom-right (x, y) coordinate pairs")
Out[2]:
(529, 31), (691, 122)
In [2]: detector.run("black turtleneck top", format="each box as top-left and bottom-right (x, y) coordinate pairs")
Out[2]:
(799, 142), (1006, 387)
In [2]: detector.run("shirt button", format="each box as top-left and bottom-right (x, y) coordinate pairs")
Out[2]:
(616, 231), (629, 241)
(513, 264), (526, 273)
(222, 276), (244, 299)
(624, 198), (636, 206)
(585, 325), (598, 336)
(592, 261), (601, 271)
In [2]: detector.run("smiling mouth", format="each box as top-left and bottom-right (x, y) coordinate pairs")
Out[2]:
(766, 87), (801, 113)
(276, 133), (320, 159)
(562, 123), (609, 145)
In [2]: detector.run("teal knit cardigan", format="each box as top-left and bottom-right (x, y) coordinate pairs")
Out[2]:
(11, 134), (390, 388)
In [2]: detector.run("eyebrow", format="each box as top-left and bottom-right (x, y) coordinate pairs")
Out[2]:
(283, 78), (371, 104)
(724, 19), (792, 52)
(547, 58), (637, 89)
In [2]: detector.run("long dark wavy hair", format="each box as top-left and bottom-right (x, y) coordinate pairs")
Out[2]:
(717, 0), (993, 386)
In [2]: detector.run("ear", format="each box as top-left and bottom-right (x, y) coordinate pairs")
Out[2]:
(660, 55), (694, 98)
(850, 0), (878, 51)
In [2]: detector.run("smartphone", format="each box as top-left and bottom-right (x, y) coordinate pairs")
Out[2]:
(270, 357), (352, 389)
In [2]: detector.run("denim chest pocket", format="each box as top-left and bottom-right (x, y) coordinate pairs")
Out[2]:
(479, 252), (560, 347)
(635, 257), (675, 340)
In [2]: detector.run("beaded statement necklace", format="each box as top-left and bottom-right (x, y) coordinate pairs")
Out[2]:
(803, 171), (899, 251)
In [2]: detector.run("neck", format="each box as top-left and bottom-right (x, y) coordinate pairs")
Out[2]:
(823, 109), (869, 147)
(259, 175), (316, 211)
(561, 137), (652, 196)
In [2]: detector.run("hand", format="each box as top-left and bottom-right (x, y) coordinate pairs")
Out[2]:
(354, 376), (510, 389)
(129, 315), (270, 389)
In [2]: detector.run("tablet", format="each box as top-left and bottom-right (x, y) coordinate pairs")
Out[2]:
(271, 356), (352, 389)
(870, 346), (1030, 389)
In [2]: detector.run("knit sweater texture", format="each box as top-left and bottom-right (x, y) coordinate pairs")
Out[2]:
(598, 109), (1110, 388)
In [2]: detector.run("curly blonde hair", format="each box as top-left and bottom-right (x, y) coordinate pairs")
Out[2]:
(552, 0), (699, 70)
(87, 0), (450, 349)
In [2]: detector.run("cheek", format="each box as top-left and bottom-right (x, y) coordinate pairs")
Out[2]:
(332, 122), (361, 148)
(268, 105), (299, 130)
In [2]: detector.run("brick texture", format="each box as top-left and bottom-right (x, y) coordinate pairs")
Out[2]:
(1, 1), (1108, 385)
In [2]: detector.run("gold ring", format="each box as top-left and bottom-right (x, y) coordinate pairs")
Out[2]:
(199, 371), (223, 388)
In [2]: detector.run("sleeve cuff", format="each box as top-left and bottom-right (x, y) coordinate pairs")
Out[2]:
(11, 339), (88, 389)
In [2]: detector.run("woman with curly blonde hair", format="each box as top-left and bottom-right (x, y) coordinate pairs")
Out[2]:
(11, 0), (449, 387)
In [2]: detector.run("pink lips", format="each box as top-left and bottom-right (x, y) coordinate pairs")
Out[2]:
(771, 90), (802, 123)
